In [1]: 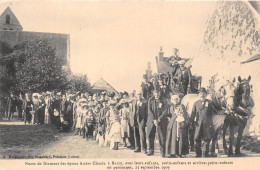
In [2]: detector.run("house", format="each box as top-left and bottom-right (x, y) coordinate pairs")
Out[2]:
(91, 78), (118, 95)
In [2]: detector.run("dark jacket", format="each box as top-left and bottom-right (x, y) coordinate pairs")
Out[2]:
(7, 97), (16, 114)
(191, 99), (214, 140)
(134, 98), (147, 127)
(22, 99), (33, 113)
(147, 96), (168, 136)
(60, 100), (67, 116)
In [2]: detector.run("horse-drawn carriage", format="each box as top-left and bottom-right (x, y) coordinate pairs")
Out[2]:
(145, 55), (254, 157)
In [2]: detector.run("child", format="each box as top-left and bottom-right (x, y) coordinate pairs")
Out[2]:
(85, 108), (95, 140)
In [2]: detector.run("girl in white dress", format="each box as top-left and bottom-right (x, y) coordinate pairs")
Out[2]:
(107, 100), (121, 150)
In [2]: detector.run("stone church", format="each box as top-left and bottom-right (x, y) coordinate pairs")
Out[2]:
(0, 7), (70, 66)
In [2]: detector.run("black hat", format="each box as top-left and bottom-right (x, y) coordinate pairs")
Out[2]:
(108, 92), (115, 97)
(199, 87), (207, 94)
(122, 91), (128, 96)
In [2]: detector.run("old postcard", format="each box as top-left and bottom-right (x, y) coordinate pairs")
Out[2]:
(0, 0), (259, 170)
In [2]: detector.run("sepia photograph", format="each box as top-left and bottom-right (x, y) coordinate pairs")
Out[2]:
(0, 0), (259, 170)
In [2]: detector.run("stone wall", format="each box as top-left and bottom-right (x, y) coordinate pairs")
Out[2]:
(0, 31), (70, 65)
(192, 1), (260, 137)
(201, 1), (259, 63)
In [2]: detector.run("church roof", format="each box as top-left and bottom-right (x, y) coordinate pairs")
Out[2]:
(91, 78), (118, 94)
(0, 7), (23, 31)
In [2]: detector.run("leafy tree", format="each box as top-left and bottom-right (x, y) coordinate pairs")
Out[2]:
(0, 39), (92, 94)
(66, 73), (92, 93)
(15, 40), (68, 92)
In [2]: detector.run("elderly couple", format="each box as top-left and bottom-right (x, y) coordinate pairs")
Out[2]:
(147, 88), (213, 158)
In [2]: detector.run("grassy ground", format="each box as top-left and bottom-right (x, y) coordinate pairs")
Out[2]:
(0, 124), (59, 158)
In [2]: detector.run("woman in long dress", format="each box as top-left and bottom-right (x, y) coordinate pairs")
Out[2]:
(165, 94), (189, 158)
(120, 99), (130, 147)
(44, 93), (52, 124)
(107, 100), (121, 150)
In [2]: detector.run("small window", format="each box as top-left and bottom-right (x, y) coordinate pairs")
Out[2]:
(6, 14), (10, 24)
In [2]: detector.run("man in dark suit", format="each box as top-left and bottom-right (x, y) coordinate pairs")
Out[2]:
(177, 60), (192, 95)
(22, 93), (33, 124)
(147, 91), (168, 157)
(7, 92), (16, 120)
(191, 88), (214, 157)
(128, 93), (136, 150)
(17, 93), (23, 119)
(141, 78), (154, 100)
(168, 48), (182, 66)
(133, 92), (148, 153)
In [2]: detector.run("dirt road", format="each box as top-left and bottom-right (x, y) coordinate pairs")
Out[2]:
(1, 121), (260, 159)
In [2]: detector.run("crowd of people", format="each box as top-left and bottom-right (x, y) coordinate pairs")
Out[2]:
(3, 84), (215, 158)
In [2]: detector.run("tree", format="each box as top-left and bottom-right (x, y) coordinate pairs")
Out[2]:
(0, 39), (92, 94)
(16, 40), (68, 92)
(0, 40), (67, 93)
(67, 73), (92, 93)
(0, 41), (15, 93)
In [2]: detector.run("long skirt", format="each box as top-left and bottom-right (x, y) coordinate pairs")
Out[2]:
(34, 110), (39, 124)
(120, 119), (129, 137)
(75, 116), (82, 129)
(165, 122), (189, 156)
(109, 122), (121, 142)
(44, 108), (51, 124)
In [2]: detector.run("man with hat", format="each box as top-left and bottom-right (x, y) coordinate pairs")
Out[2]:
(98, 100), (108, 138)
(127, 93), (136, 150)
(177, 60), (192, 95)
(65, 94), (74, 128)
(133, 91), (148, 153)
(147, 90), (168, 157)
(7, 92), (16, 120)
(17, 93), (24, 120)
(141, 77), (154, 100)
(168, 48), (182, 66)
(191, 87), (214, 157)
(22, 93), (33, 125)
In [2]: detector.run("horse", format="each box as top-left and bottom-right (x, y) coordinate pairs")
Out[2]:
(221, 76), (253, 157)
(182, 76), (253, 157)
(181, 78), (238, 155)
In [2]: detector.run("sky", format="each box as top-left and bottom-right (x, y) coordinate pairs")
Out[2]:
(0, 0), (216, 92)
